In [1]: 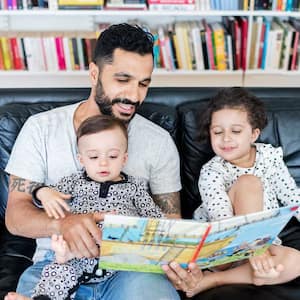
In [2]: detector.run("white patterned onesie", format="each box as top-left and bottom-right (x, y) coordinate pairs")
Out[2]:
(32, 171), (163, 300)
(194, 143), (300, 222)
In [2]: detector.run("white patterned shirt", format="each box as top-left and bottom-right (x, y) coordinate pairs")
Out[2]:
(194, 143), (300, 222)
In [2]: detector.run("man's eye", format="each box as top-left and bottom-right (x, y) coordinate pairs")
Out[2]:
(139, 82), (149, 88)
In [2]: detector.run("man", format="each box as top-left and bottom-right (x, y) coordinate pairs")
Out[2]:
(5, 23), (181, 300)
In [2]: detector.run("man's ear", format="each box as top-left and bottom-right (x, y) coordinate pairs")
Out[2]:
(252, 128), (261, 143)
(89, 62), (99, 87)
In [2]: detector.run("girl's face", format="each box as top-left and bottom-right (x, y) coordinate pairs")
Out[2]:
(209, 108), (260, 167)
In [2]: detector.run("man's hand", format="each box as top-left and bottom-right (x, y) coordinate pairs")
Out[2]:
(162, 262), (203, 295)
(58, 212), (105, 258)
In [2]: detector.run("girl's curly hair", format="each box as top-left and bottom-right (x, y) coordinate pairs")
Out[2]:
(199, 87), (268, 141)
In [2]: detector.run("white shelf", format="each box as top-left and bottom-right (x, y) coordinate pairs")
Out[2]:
(152, 70), (243, 87)
(244, 70), (300, 87)
(3, 70), (300, 88)
(0, 70), (243, 88)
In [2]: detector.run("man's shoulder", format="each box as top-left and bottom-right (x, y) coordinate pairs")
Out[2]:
(28, 102), (81, 123)
(129, 114), (171, 138)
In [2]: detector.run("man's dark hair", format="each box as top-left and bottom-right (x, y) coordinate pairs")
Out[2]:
(93, 23), (154, 67)
(77, 115), (128, 147)
(199, 87), (268, 141)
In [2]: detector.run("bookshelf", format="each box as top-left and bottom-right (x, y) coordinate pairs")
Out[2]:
(0, 0), (300, 88)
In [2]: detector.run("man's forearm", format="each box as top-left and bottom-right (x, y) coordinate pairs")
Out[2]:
(153, 192), (181, 218)
(5, 194), (60, 238)
(5, 176), (60, 238)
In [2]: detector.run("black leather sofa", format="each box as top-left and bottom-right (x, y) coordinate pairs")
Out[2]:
(0, 87), (300, 300)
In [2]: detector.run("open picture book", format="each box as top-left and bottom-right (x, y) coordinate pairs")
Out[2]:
(98, 205), (298, 274)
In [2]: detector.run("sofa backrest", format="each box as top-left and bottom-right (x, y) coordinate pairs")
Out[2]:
(178, 97), (300, 218)
(1, 88), (300, 221)
(0, 101), (177, 219)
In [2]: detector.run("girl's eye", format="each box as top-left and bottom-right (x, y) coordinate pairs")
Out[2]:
(214, 132), (222, 135)
(109, 156), (118, 159)
(89, 157), (98, 160)
(232, 130), (241, 134)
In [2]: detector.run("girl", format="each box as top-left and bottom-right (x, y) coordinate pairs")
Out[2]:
(187, 87), (300, 297)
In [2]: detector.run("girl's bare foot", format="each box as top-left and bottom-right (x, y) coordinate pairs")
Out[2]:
(4, 292), (30, 300)
(51, 234), (74, 263)
(252, 264), (284, 286)
(249, 250), (284, 285)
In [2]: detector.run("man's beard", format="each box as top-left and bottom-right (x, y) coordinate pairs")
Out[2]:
(95, 79), (140, 123)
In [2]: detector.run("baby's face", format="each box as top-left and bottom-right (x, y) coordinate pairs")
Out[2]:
(77, 127), (128, 182)
(209, 108), (260, 167)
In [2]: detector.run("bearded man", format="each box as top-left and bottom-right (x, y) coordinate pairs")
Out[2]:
(5, 23), (181, 300)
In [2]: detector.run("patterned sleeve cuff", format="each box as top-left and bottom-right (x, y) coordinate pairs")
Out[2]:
(32, 185), (48, 209)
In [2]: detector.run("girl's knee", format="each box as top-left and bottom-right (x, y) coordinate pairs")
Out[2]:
(235, 175), (262, 189)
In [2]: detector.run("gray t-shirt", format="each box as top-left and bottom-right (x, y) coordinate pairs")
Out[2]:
(5, 101), (181, 261)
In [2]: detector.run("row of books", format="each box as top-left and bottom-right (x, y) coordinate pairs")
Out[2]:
(255, 0), (300, 11)
(1, 17), (300, 72)
(0, 33), (98, 71)
(248, 17), (300, 70)
(147, 0), (247, 11)
(155, 17), (300, 71)
(153, 18), (248, 71)
(0, 0), (250, 10)
(0, 0), (49, 10)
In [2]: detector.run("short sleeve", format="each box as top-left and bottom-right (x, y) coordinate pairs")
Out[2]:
(5, 116), (47, 183)
(198, 164), (233, 221)
(149, 135), (181, 195)
(133, 178), (163, 218)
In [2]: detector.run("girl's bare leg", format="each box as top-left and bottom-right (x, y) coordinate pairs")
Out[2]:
(186, 245), (300, 298)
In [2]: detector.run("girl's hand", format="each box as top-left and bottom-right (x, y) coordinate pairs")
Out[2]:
(37, 187), (71, 219)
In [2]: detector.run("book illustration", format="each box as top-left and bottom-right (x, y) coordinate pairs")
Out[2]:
(99, 206), (297, 273)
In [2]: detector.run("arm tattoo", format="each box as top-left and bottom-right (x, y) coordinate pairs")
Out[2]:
(152, 192), (181, 215)
(9, 177), (42, 194)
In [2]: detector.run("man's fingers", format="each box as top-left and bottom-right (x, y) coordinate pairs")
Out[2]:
(93, 211), (112, 223)
(59, 214), (100, 258)
(59, 192), (72, 200)
(162, 264), (180, 286)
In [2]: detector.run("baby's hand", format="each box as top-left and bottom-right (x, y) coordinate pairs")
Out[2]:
(37, 187), (71, 219)
(249, 250), (284, 279)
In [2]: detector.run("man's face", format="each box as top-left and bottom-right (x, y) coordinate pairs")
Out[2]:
(95, 48), (154, 123)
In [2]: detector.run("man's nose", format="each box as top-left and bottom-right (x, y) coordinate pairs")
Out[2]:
(125, 84), (140, 104)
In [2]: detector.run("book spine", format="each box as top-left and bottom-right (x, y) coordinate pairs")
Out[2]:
(10, 37), (23, 70)
(0, 37), (13, 70)
(55, 36), (66, 70)
(62, 37), (73, 71)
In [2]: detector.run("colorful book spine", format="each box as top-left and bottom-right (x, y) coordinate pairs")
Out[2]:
(0, 37), (13, 70)
(55, 36), (66, 70)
